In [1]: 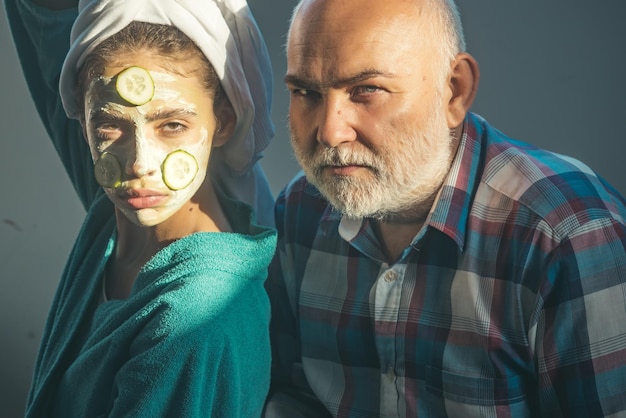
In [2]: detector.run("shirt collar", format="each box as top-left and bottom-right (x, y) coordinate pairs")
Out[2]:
(428, 113), (484, 251)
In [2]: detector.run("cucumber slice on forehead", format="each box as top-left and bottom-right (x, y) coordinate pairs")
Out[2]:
(162, 150), (199, 191)
(115, 66), (155, 106)
(94, 152), (122, 188)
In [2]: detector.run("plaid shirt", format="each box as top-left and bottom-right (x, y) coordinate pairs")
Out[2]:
(267, 113), (626, 418)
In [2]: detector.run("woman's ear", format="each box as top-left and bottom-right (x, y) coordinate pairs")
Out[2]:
(212, 100), (236, 148)
(445, 52), (480, 129)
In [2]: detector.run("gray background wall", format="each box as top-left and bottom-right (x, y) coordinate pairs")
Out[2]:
(1, 1), (625, 416)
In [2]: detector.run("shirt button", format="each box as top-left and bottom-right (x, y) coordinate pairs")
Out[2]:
(383, 270), (397, 282)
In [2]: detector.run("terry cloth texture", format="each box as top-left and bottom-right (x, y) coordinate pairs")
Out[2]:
(5, 1), (278, 415)
(27, 192), (277, 417)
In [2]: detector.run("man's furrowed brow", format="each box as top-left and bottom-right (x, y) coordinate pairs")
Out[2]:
(335, 69), (395, 86)
(285, 69), (395, 90)
(284, 74), (318, 90)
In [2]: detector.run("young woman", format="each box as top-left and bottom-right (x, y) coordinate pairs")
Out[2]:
(6, 0), (276, 416)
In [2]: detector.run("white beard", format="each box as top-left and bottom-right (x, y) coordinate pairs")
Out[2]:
(292, 101), (455, 221)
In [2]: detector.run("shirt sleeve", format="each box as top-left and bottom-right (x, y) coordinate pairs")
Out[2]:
(267, 188), (303, 387)
(266, 182), (332, 416)
(5, 0), (100, 209)
(536, 217), (626, 417)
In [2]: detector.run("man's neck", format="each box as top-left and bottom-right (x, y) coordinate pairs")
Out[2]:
(372, 219), (424, 264)
(368, 182), (447, 264)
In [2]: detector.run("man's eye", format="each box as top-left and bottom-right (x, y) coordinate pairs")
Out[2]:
(353, 85), (381, 95)
(291, 88), (320, 99)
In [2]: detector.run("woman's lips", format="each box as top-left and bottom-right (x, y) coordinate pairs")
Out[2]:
(121, 189), (168, 209)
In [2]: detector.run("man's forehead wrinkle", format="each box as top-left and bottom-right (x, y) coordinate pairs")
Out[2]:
(287, 67), (396, 92)
(291, 41), (396, 86)
(289, 7), (410, 90)
(297, 17), (349, 47)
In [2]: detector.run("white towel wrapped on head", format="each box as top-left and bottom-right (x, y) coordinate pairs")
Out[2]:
(59, 0), (276, 225)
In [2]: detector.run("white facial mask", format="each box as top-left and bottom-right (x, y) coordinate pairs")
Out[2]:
(84, 66), (217, 227)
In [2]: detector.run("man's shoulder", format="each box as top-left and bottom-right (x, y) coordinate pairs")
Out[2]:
(476, 118), (626, 230)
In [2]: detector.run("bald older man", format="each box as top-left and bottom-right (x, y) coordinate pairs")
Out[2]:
(265, 0), (626, 417)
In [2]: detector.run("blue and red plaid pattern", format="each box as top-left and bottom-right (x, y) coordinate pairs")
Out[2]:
(267, 112), (626, 417)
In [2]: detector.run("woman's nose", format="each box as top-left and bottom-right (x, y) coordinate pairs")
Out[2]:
(125, 132), (158, 178)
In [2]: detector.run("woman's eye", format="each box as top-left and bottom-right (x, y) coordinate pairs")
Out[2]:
(97, 122), (120, 131)
(95, 123), (122, 140)
(161, 121), (187, 134)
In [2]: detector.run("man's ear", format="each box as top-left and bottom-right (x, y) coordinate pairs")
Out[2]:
(446, 52), (479, 129)
(212, 100), (237, 148)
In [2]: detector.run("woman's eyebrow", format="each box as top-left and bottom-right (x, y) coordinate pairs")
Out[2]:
(89, 107), (127, 122)
(146, 108), (198, 122)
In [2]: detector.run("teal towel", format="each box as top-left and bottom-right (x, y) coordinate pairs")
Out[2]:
(27, 193), (277, 417)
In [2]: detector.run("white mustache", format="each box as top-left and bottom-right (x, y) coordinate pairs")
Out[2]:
(314, 147), (378, 168)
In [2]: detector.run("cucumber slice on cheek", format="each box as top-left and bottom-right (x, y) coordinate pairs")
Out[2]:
(115, 66), (155, 106)
(94, 150), (199, 191)
(94, 152), (122, 188)
(162, 150), (199, 191)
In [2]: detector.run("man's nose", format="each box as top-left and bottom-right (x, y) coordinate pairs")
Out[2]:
(316, 95), (357, 148)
